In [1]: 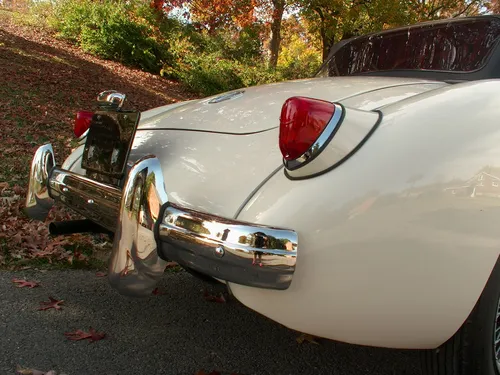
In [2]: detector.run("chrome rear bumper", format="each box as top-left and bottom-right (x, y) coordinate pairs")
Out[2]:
(25, 144), (298, 296)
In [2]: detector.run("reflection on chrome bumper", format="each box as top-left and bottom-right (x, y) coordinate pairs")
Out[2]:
(25, 144), (55, 220)
(50, 169), (121, 232)
(108, 155), (168, 297)
(24, 143), (121, 231)
(159, 205), (297, 290)
(25, 144), (298, 296)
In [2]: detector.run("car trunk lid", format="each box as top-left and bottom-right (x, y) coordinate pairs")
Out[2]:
(137, 76), (447, 133)
(128, 76), (447, 217)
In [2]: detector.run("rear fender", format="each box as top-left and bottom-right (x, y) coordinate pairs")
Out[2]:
(61, 144), (85, 175)
(230, 80), (500, 349)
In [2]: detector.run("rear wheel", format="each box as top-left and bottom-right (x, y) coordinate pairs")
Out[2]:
(422, 256), (500, 375)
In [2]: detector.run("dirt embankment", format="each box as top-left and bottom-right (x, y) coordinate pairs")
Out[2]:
(0, 15), (197, 268)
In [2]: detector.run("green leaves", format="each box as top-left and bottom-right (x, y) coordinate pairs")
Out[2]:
(51, 0), (172, 73)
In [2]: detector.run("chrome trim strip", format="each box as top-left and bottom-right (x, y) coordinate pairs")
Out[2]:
(25, 144), (55, 221)
(76, 129), (89, 143)
(49, 169), (121, 232)
(159, 204), (298, 290)
(284, 103), (343, 170)
(108, 155), (169, 297)
(207, 90), (245, 104)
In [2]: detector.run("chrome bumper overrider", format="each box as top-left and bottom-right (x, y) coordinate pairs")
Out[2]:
(25, 144), (298, 296)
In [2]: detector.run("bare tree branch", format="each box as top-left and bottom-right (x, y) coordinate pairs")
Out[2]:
(453, 0), (478, 17)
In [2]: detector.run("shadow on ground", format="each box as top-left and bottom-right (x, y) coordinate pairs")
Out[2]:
(0, 270), (422, 375)
(0, 23), (195, 185)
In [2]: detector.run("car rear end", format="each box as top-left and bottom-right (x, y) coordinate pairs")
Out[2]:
(22, 17), (500, 375)
(25, 76), (443, 297)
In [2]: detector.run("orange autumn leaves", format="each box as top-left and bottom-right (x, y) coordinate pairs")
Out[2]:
(11, 277), (106, 343)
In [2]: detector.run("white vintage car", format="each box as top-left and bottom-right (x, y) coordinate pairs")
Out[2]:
(25, 15), (500, 375)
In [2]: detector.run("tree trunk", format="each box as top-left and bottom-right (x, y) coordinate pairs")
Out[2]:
(315, 9), (334, 62)
(320, 25), (336, 62)
(320, 25), (328, 61)
(312, 7), (339, 62)
(269, 0), (285, 69)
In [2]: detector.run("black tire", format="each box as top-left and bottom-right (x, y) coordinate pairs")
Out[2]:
(421, 256), (500, 375)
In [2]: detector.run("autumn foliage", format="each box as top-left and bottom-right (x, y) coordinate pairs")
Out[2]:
(3, 0), (492, 97)
(190, 0), (259, 31)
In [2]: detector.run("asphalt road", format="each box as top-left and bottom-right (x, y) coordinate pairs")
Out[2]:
(0, 270), (421, 375)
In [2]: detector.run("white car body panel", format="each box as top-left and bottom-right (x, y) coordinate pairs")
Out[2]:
(231, 80), (500, 349)
(61, 77), (500, 349)
(61, 144), (86, 175)
(136, 77), (446, 133)
(340, 82), (447, 110)
(128, 129), (283, 218)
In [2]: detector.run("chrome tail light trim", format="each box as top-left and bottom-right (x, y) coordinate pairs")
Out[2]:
(284, 103), (344, 171)
(284, 107), (382, 180)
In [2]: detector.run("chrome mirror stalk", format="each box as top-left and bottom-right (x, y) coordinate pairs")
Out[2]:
(96, 90), (127, 111)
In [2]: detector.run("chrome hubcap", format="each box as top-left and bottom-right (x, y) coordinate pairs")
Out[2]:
(494, 297), (500, 372)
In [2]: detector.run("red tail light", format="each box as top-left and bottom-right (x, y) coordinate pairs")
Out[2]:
(279, 96), (336, 161)
(74, 111), (94, 138)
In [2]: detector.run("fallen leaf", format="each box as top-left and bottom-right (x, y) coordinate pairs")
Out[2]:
(13, 185), (24, 195)
(296, 333), (320, 345)
(66, 250), (88, 264)
(165, 261), (178, 268)
(12, 279), (39, 288)
(44, 238), (70, 253)
(11, 232), (23, 245)
(152, 287), (165, 295)
(64, 327), (106, 342)
(15, 365), (51, 375)
(38, 297), (64, 311)
(203, 289), (226, 303)
(95, 271), (107, 277)
(15, 365), (32, 375)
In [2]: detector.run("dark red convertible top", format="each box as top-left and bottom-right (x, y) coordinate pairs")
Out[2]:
(319, 15), (500, 82)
